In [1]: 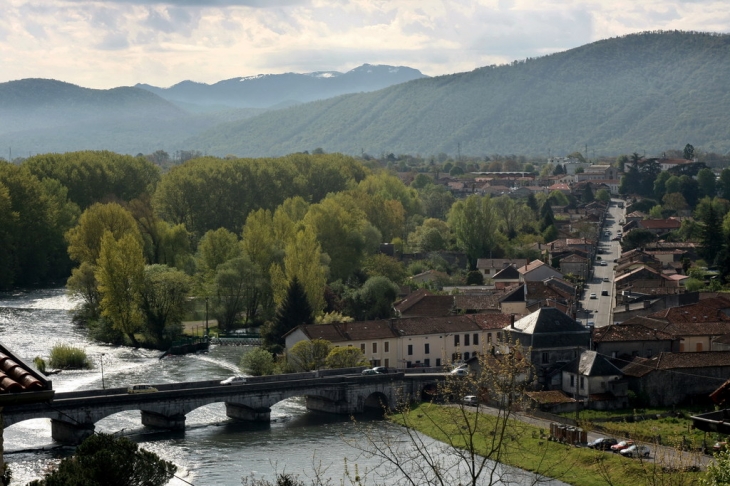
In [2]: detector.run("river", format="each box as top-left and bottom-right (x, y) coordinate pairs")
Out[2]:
(1, 289), (567, 486)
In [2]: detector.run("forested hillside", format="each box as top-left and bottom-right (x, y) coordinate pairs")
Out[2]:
(186, 31), (730, 157)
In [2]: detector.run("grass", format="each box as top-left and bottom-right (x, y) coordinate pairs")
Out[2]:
(48, 343), (90, 370)
(390, 403), (703, 486)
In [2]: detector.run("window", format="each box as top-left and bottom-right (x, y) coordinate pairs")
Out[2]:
(679, 343), (685, 352)
(436, 358), (441, 367)
(371, 359), (380, 366)
(384, 359), (389, 367)
(464, 334), (470, 346)
(580, 377), (585, 389)
(487, 333), (492, 343)
(496, 332), (502, 341)
(473, 334), (479, 346)
(372, 342), (377, 353)
(647, 348), (653, 358)
(697, 343), (703, 352)
(425, 343), (430, 354)
(384, 341), (390, 353)
(570, 375), (574, 387)
(611, 351), (617, 358)
(408, 344), (413, 356)
(424, 359), (430, 366)
(454, 335), (460, 346)
(360, 343), (365, 353)
(464, 352), (470, 360)
(541, 352), (549, 364)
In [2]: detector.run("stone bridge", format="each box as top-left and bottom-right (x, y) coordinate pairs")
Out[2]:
(3, 371), (442, 444)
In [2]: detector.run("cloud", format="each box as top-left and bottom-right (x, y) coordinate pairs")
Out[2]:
(1, 0), (729, 88)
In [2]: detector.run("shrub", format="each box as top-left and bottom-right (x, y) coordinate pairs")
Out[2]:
(240, 347), (275, 376)
(33, 357), (46, 373)
(49, 343), (90, 370)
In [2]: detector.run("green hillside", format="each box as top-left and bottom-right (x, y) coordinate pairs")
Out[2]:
(186, 31), (730, 157)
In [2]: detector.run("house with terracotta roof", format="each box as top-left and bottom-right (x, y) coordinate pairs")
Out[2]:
(561, 350), (628, 410)
(517, 260), (563, 282)
(636, 218), (682, 235)
(622, 351), (730, 407)
(454, 292), (502, 314)
(643, 296), (730, 352)
(394, 289), (454, 317)
(592, 320), (678, 361)
(559, 253), (591, 281)
(284, 314), (514, 370)
(476, 258), (529, 280)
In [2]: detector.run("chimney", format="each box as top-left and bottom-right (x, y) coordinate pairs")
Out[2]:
(510, 314), (515, 328)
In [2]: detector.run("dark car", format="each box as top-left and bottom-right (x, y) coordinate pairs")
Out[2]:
(371, 366), (390, 374)
(588, 438), (618, 450)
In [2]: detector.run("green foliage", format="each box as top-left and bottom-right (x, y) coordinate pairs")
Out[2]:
(361, 254), (407, 284)
(325, 346), (368, 369)
(240, 347), (275, 376)
(49, 343), (90, 369)
(27, 432), (176, 486)
(448, 194), (501, 269)
(139, 264), (191, 345)
(703, 449), (730, 486)
(621, 228), (657, 251)
(595, 188), (610, 203)
(288, 339), (333, 372)
(344, 276), (400, 321)
(33, 356), (46, 373)
(66, 202), (142, 265)
(466, 271), (484, 285)
(212, 256), (267, 331)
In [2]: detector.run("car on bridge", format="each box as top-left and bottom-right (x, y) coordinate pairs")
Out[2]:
(361, 369), (379, 375)
(220, 376), (247, 385)
(127, 384), (158, 394)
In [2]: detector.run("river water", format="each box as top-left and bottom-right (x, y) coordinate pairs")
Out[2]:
(1, 289), (567, 486)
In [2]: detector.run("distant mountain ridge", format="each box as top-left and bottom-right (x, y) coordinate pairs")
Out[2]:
(182, 31), (730, 157)
(135, 64), (427, 110)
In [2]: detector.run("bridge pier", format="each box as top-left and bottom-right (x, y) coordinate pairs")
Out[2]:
(51, 419), (94, 444)
(141, 411), (186, 430)
(225, 402), (270, 422)
(306, 396), (355, 415)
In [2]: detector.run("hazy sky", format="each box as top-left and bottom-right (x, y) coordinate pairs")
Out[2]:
(2, 0), (729, 89)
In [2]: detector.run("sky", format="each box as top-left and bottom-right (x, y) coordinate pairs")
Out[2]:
(2, 0), (730, 89)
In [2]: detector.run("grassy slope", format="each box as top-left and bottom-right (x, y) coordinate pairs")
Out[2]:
(391, 403), (702, 486)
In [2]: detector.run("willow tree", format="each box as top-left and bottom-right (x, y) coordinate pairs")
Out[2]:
(448, 194), (501, 269)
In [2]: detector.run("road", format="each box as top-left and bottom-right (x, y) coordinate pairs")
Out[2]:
(579, 198), (626, 328)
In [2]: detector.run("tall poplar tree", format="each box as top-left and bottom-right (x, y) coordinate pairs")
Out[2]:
(263, 277), (314, 354)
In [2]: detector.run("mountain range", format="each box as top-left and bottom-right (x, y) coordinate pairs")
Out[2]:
(2, 31), (730, 158)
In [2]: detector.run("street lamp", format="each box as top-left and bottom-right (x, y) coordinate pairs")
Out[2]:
(100, 353), (106, 390)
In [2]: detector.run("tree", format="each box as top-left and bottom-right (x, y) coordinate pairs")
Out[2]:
(595, 188), (611, 203)
(621, 229), (657, 251)
(27, 433), (176, 486)
(683, 143), (695, 160)
(653, 171), (672, 200)
(361, 254), (407, 284)
(697, 168), (717, 199)
(662, 192), (688, 213)
(325, 346), (368, 369)
(344, 276), (400, 321)
(699, 204), (724, 266)
(66, 261), (101, 323)
(679, 175), (700, 207)
(195, 228), (242, 283)
(581, 184), (594, 204)
(95, 231), (145, 346)
(240, 347), (275, 376)
(288, 339), (333, 371)
(66, 202), (141, 265)
(720, 168), (730, 200)
(213, 257), (267, 331)
(272, 228), (327, 315)
(448, 195), (501, 269)
(139, 264), (191, 344)
(702, 448), (730, 486)
(264, 277), (314, 354)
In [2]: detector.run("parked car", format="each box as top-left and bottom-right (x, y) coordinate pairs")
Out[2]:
(463, 395), (478, 406)
(220, 375), (247, 385)
(602, 277), (609, 282)
(587, 438), (618, 450)
(450, 368), (468, 376)
(713, 441), (728, 452)
(601, 290), (609, 296)
(600, 261), (608, 266)
(620, 444), (650, 458)
(127, 384), (158, 394)
(590, 293), (597, 299)
(361, 368), (378, 375)
(611, 440), (634, 452)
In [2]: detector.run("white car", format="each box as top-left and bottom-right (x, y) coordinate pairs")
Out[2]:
(220, 375), (247, 385)
(450, 368), (468, 376)
(620, 444), (650, 458)
(603, 277), (609, 282)
(463, 395), (478, 406)
(590, 293), (597, 299)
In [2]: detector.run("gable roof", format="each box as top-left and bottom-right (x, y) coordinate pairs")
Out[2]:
(648, 296), (730, 323)
(638, 219), (682, 230)
(563, 350), (623, 377)
(493, 265), (521, 280)
(394, 290), (454, 316)
(518, 260), (547, 274)
(454, 293), (501, 312)
(507, 307), (584, 334)
(476, 258), (528, 271)
(593, 322), (675, 343)
(622, 352), (730, 376)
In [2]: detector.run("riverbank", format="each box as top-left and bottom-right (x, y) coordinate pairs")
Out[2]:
(390, 403), (703, 486)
